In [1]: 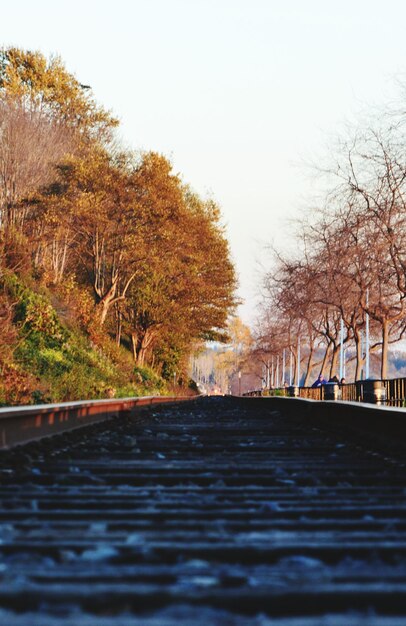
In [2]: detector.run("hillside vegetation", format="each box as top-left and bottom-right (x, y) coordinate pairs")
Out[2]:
(0, 48), (237, 405)
(0, 271), (171, 405)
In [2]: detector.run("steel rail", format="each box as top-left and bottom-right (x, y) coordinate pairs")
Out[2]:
(0, 395), (196, 450)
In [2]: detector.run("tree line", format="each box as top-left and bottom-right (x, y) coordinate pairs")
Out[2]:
(0, 48), (237, 382)
(254, 90), (406, 384)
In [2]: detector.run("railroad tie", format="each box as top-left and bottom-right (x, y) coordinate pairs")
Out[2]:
(0, 396), (405, 625)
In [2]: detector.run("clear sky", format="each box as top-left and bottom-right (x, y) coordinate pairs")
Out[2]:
(2, 0), (406, 323)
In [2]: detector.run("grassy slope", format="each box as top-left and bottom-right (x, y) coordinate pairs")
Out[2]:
(0, 272), (168, 406)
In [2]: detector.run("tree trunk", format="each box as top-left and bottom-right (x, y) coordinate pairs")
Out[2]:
(136, 328), (157, 367)
(354, 330), (364, 381)
(329, 344), (339, 379)
(57, 236), (68, 283)
(97, 279), (118, 325)
(115, 306), (122, 346)
(288, 349), (297, 386)
(34, 243), (43, 269)
(381, 320), (389, 379)
(303, 343), (315, 387)
(51, 236), (69, 284)
(131, 331), (138, 362)
(320, 342), (330, 378)
(137, 346), (146, 367)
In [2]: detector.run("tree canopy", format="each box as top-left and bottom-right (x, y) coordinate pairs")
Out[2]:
(0, 47), (237, 390)
(254, 94), (406, 384)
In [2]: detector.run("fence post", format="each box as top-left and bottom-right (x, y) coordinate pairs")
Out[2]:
(288, 386), (299, 398)
(323, 383), (341, 401)
(362, 380), (386, 405)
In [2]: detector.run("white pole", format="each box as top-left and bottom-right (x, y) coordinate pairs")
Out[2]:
(276, 355), (279, 388)
(365, 288), (370, 379)
(289, 349), (293, 386)
(289, 346), (293, 387)
(271, 355), (274, 388)
(343, 346), (346, 379)
(296, 337), (300, 386)
(339, 318), (344, 380)
(282, 349), (286, 387)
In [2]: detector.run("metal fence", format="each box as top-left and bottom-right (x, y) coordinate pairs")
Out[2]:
(383, 378), (406, 407)
(244, 377), (406, 407)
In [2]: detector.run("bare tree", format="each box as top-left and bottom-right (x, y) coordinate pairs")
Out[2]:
(0, 94), (72, 230)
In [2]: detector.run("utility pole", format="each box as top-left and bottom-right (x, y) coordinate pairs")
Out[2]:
(366, 288), (370, 379)
(296, 337), (300, 386)
(282, 349), (286, 386)
(339, 318), (344, 380)
(289, 348), (293, 386)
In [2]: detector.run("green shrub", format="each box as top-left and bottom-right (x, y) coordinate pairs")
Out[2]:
(133, 365), (165, 392)
(0, 272), (170, 405)
(4, 272), (66, 343)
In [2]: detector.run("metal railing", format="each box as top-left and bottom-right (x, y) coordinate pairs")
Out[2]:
(0, 395), (197, 449)
(244, 377), (406, 407)
(383, 378), (406, 407)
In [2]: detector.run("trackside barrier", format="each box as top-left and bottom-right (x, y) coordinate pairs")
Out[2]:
(0, 395), (198, 450)
(244, 379), (393, 405)
(237, 394), (406, 450)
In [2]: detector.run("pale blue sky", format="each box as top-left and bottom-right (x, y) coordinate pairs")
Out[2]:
(2, 0), (406, 322)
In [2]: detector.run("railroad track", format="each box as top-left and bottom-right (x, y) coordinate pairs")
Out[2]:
(0, 396), (406, 624)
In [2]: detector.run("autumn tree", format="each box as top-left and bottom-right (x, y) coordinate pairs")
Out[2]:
(0, 47), (117, 234)
(0, 47), (238, 393)
(0, 47), (117, 139)
(190, 317), (251, 394)
(213, 317), (252, 391)
(122, 182), (237, 368)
